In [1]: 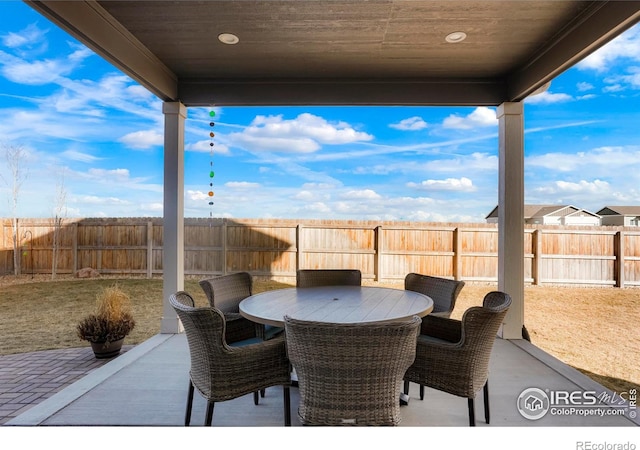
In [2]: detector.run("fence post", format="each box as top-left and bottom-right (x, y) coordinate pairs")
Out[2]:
(146, 221), (153, 278)
(532, 229), (541, 285)
(375, 225), (382, 281)
(96, 223), (103, 272)
(222, 220), (227, 275)
(616, 230), (625, 288)
(296, 224), (304, 271)
(72, 222), (78, 274)
(453, 227), (461, 280)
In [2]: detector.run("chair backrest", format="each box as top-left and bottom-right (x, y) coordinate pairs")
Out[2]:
(458, 291), (511, 392)
(404, 273), (465, 317)
(199, 272), (252, 313)
(169, 292), (229, 397)
(296, 269), (362, 288)
(284, 315), (421, 426)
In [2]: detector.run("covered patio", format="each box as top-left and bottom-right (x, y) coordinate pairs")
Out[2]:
(6, 333), (638, 427)
(13, 0), (640, 436)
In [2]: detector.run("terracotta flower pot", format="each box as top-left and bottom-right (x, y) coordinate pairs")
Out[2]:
(90, 338), (125, 359)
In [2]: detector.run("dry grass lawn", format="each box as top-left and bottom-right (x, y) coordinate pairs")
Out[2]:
(0, 274), (638, 395)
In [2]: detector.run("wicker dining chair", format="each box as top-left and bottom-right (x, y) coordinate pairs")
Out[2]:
(284, 315), (421, 426)
(296, 269), (362, 287)
(404, 273), (465, 318)
(402, 273), (466, 398)
(170, 291), (292, 426)
(199, 272), (283, 343)
(403, 291), (511, 426)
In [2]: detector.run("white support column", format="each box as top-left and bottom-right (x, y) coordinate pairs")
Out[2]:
(497, 102), (525, 339)
(161, 102), (186, 334)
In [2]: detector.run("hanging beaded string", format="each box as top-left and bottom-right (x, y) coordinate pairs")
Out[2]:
(208, 110), (215, 225)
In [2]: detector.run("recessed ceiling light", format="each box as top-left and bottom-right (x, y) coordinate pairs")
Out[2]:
(218, 33), (239, 45)
(445, 31), (467, 43)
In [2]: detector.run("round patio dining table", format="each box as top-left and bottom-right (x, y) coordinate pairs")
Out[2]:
(239, 285), (433, 327)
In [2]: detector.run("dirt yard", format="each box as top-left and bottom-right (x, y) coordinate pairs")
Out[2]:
(1, 274), (638, 394)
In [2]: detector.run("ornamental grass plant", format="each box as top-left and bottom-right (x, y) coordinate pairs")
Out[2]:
(76, 285), (136, 344)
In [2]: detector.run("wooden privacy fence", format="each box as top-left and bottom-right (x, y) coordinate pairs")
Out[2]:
(2, 218), (640, 287)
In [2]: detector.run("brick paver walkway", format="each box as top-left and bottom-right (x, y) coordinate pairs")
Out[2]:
(0, 346), (131, 425)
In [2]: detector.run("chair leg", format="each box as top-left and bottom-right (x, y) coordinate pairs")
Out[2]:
(261, 388), (266, 398)
(468, 398), (476, 426)
(205, 401), (215, 426)
(403, 380), (410, 395)
(283, 386), (291, 426)
(483, 381), (490, 424)
(419, 384), (425, 400)
(184, 380), (194, 426)
(254, 391), (259, 405)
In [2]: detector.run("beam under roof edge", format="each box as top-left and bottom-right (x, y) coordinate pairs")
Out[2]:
(178, 78), (508, 107)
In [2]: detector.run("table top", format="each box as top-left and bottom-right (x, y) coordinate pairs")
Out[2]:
(239, 285), (433, 327)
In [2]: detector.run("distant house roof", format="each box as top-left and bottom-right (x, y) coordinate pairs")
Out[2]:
(597, 206), (640, 216)
(486, 204), (600, 220)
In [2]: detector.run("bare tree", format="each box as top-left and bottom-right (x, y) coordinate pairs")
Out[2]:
(52, 168), (68, 279)
(1, 144), (28, 276)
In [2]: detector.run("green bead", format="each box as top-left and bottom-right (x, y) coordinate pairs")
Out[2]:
(209, 111), (215, 117)
(209, 171), (215, 178)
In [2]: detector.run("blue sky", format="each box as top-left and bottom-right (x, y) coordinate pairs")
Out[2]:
(1, 2), (639, 222)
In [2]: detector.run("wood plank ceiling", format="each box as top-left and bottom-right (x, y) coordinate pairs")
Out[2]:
(25, 1), (640, 106)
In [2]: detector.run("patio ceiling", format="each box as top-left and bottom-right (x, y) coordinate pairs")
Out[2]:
(25, 0), (640, 107)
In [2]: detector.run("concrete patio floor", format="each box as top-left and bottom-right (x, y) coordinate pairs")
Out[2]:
(5, 332), (638, 432)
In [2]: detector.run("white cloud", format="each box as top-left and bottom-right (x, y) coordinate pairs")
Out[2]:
(406, 177), (476, 192)
(603, 83), (624, 93)
(72, 195), (131, 205)
(292, 188), (332, 202)
(576, 82), (594, 92)
(293, 190), (316, 201)
(86, 168), (131, 181)
(0, 27), (95, 86)
(526, 145), (640, 172)
(604, 66), (640, 90)
(61, 150), (100, 163)
(225, 181), (261, 189)
(535, 179), (611, 195)
(235, 134), (320, 153)
(442, 107), (497, 130)
(389, 116), (428, 131)
(126, 83), (155, 100)
(555, 179), (610, 193)
(187, 190), (208, 201)
(2, 23), (48, 49)
(525, 91), (573, 105)
(186, 139), (230, 155)
(340, 189), (381, 200)
(144, 202), (163, 212)
(68, 43), (93, 62)
(119, 129), (163, 149)
(419, 152), (499, 174)
(1, 57), (65, 85)
(301, 182), (335, 190)
(229, 113), (373, 153)
(298, 202), (332, 213)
